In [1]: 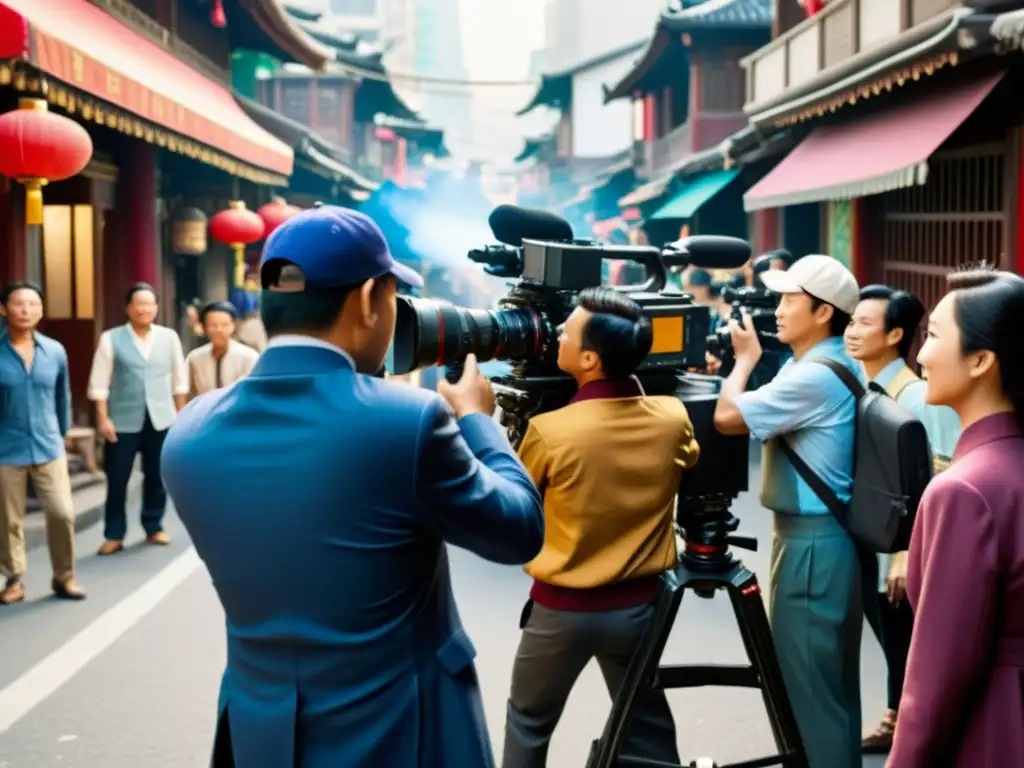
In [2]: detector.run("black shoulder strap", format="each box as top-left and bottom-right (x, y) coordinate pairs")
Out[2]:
(814, 358), (866, 399)
(777, 437), (849, 525)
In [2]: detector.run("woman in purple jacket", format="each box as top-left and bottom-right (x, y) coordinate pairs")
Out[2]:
(889, 267), (1024, 767)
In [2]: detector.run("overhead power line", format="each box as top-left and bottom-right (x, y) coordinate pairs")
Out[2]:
(332, 62), (538, 88)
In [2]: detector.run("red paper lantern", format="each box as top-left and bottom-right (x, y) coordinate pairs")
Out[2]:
(258, 196), (301, 237)
(0, 98), (93, 225)
(210, 201), (265, 287)
(211, 0), (227, 28)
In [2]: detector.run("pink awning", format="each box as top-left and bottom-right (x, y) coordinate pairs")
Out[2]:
(744, 71), (1004, 212)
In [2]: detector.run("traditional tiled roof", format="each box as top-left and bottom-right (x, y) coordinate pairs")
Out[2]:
(662, 0), (773, 31)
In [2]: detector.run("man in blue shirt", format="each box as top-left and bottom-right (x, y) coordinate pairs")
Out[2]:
(844, 285), (962, 753)
(713, 255), (864, 768)
(0, 282), (85, 605)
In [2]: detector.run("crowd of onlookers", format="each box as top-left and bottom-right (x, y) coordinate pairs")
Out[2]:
(0, 281), (261, 605)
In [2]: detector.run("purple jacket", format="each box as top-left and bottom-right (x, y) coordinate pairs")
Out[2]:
(889, 412), (1024, 767)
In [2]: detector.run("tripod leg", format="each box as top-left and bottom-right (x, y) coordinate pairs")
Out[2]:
(727, 570), (809, 768)
(585, 574), (684, 768)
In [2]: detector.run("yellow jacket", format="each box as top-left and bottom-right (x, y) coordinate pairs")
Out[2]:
(517, 382), (700, 589)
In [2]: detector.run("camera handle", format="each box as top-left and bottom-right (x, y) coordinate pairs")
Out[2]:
(606, 245), (668, 294)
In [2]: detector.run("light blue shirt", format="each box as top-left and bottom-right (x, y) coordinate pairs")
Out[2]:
(736, 337), (860, 515)
(873, 358), (961, 462)
(0, 332), (71, 466)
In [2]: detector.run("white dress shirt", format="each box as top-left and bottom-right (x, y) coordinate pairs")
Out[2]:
(87, 323), (190, 401)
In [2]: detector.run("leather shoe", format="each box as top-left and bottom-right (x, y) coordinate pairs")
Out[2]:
(0, 579), (25, 605)
(97, 540), (125, 556)
(146, 531), (171, 546)
(52, 578), (87, 601)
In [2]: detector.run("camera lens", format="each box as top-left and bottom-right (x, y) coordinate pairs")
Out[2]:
(392, 296), (542, 375)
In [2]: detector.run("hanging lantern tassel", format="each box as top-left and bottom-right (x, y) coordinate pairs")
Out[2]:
(211, 0), (227, 28)
(19, 178), (47, 226)
(233, 244), (246, 287)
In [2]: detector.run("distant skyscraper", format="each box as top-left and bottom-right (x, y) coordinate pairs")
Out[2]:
(412, 0), (471, 152)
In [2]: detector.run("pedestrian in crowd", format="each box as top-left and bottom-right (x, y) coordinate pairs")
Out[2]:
(88, 283), (188, 556)
(889, 268), (1024, 768)
(180, 298), (208, 353)
(0, 282), (85, 604)
(185, 301), (258, 400)
(503, 288), (698, 767)
(233, 282), (267, 352)
(713, 255), (866, 768)
(844, 285), (962, 752)
(161, 207), (543, 768)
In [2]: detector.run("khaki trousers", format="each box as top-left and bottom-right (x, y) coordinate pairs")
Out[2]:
(0, 458), (76, 583)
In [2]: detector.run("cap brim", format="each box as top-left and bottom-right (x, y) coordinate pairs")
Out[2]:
(388, 260), (424, 289)
(759, 268), (802, 295)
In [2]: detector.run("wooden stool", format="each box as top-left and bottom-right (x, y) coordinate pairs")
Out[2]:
(66, 426), (98, 473)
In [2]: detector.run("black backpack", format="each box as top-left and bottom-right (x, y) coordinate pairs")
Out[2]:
(778, 359), (933, 553)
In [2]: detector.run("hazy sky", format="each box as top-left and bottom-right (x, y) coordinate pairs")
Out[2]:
(457, 0), (551, 164)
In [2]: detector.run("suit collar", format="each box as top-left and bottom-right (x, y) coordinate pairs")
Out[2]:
(251, 344), (355, 378)
(953, 411), (1021, 461)
(570, 377), (643, 404)
(266, 334), (356, 369)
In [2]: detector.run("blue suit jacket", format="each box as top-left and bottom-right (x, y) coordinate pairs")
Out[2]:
(161, 343), (544, 768)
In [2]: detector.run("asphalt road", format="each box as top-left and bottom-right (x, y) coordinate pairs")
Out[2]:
(0, 461), (890, 768)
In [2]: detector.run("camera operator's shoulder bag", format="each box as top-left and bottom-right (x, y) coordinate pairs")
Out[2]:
(778, 359), (933, 553)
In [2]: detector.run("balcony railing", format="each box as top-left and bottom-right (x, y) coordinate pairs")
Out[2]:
(742, 0), (961, 110)
(90, 0), (230, 84)
(636, 111), (748, 177)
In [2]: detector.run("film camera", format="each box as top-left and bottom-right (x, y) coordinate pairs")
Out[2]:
(706, 252), (786, 360)
(391, 205), (808, 768)
(391, 203), (754, 543)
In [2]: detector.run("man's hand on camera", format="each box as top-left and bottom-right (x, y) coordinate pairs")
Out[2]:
(728, 311), (762, 366)
(438, 354), (495, 419)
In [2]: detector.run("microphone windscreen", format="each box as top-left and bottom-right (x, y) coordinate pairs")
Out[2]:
(664, 236), (752, 270)
(489, 205), (574, 247)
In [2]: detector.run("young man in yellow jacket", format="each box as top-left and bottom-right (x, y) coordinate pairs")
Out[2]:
(502, 287), (700, 768)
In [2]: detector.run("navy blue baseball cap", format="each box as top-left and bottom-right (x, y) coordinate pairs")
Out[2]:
(259, 206), (423, 290)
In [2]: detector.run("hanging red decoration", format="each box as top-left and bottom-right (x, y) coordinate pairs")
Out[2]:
(799, 0), (825, 15)
(211, 0), (227, 28)
(257, 196), (301, 237)
(0, 98), (93, 226)
(210, 201), (265, 288)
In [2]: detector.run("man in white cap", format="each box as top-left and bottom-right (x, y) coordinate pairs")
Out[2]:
(712, 255), (866, 768)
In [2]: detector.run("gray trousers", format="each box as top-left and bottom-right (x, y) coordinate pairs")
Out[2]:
(502, 600), (679, 768)
(770, 513), (866, 768)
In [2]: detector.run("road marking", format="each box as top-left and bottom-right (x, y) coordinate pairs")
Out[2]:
(0, 546), (201, 733)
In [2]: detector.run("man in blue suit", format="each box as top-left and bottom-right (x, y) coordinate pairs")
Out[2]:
(161, 207), (545, 768)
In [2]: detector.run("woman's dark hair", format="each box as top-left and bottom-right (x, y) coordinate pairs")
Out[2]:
(805, 292), (851, 338)
(200, 300), (239, 323)
(1, 280), (44, 306)
(126, 282), (157, 305)
(577, 287), (653, 379)
(948, 266), (1024, 426)
(859, 284), (925, 359)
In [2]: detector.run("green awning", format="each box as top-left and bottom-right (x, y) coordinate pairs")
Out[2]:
(648, 169), (740, 221)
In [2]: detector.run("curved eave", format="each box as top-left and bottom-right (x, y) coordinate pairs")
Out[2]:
(246, 0), (334, 71)
(281, 1), (320, 22)
(295, 20), (360, 52)
(516, 74), (571, 116)
(603, 26), (672, 103)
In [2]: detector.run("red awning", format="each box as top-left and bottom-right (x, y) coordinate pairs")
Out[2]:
(744, 71), (1004, 212)
(0, 0), (293, 178)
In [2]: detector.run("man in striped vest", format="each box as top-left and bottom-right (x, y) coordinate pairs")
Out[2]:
(844, 285), (962, 754)
(87, 283), (189, 556)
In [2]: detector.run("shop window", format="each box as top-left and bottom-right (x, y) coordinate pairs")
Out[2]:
(41, 204), (94, 321)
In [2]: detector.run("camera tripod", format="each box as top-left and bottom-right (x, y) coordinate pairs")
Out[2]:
(585, 495), (809, 768)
